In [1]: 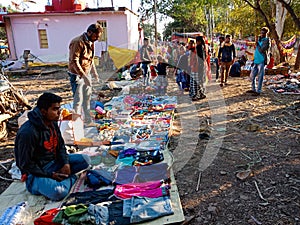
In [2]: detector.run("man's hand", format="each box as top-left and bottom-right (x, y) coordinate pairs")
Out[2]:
(173, 69), (177, 77)
(52, 172), (69, 181)
(59, 164), (71, 175)
(82, 75), (91, 87)
(94, 74), (99, 83)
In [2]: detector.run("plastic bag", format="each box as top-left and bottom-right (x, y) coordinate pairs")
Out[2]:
(59, 115), (84, 145)
(34, 208), (61, 225)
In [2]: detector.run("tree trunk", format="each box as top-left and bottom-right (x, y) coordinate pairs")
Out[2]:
(277, 0), (300, 30)
(270, 27), (286, 63)
(276, 0), (300, 69)
(272, 0), (287, 64)
(274, 0), (287, 39)
(295, 48), (300, 70)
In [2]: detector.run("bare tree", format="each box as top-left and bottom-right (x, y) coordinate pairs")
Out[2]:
(276, 0), (300, 69)
(276, 0), (300, 29)
(274, 0), (287, 39)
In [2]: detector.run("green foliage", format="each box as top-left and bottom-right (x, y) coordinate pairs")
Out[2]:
(140, 0), (299, 42)
(0, 3), (15, 13)
(168, 1), (207, 31)
(162, 21), (187, 40)
(0, 28), (6, 41)
(214, 1), (262, 38)
(283, 14), (300, 38)
(142, 23), (155, 40)
(141, 0), (208, 36)
(282, 0), (300, 38)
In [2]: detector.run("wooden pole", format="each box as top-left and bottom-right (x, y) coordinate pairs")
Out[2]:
(154, 0), (157, 48)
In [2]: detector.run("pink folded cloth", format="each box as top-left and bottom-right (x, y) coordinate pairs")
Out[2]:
(114, 180), (170, 199)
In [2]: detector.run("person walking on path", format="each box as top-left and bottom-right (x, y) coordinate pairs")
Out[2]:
(175, 46), (189, 93)
(196, 36), (207, 94)
(215, 36), (225, 81)
(218, 34), (236, 87)
(140, 37), (154, 86)
(154, 55), (169, 95)
(68, 23), (102, 125)
(247, 27), (271, 96)
(189, 37), (206, 101)
(14, 93), (91, 201)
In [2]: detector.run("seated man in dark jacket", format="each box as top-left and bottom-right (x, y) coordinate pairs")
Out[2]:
(14, 92), (91, 201)
(229, 58), (246, 77)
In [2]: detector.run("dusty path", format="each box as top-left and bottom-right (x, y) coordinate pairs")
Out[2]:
(172, 75), (300, 224)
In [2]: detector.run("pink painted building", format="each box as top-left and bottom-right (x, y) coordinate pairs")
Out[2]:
(3, 0), (140, 62)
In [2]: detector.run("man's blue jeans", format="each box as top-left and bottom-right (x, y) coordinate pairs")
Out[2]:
(123, 196), (173, 223)
(251, 63), (265, 93)
(25, 154), (91, 201)
(141, 63), (150, 86)
(69, 73), (78, 96)
(68, 72), (92, 123)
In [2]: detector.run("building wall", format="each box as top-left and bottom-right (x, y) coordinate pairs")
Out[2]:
(126, 10), (140, 50)
(5, 11), (139, 62)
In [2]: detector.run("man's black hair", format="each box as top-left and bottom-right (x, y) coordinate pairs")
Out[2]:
(37, 92), (62, 110)
(87, 23), (103, 33)
(239, 59), (246, 66)
(196, 36), (205, 45)
(157, 55), (163, 61)
(261, 27), (269, 34)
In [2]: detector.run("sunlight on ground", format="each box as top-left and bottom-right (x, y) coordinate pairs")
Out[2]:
(184, 159), (299, 209)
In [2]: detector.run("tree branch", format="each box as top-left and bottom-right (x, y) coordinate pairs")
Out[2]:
(243, 0), (258, 9)
(277, 0), (300, 30)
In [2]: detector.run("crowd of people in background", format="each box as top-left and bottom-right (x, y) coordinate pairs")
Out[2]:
(133, 26), (271, 101)
(136, 34), (240, 101)
(138, 35), (211, 101)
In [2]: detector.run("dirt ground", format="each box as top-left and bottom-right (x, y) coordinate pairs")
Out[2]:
(0, 66), (299, 225)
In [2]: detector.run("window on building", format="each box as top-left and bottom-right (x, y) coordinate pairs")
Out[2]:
(97, 21), (107, 42)
(38, 29), (48, 49)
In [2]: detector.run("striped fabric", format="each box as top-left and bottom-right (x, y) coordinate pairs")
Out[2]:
(189, 72), (204, 98)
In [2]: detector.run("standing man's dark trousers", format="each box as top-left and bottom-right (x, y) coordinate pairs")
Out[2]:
(215, 58), (220, 80)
